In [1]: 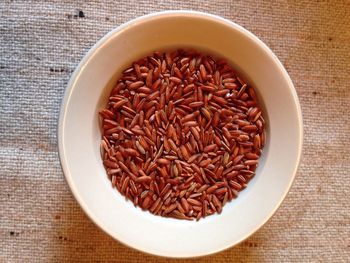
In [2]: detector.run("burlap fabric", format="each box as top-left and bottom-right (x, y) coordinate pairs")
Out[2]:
(1, 1), (349, 262)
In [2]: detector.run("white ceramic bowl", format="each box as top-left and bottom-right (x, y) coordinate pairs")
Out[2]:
(58, 11), (302, 258)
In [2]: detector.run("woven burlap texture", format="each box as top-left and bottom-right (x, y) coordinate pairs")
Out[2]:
(1, 1), (349, 262)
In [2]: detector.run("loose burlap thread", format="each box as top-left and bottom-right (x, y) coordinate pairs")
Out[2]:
(0, 1), (349, 262)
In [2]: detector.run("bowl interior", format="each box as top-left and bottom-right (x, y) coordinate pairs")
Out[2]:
(59, 11), (302, 257)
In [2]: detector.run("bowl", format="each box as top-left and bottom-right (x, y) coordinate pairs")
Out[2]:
(58, 11), (303, 258)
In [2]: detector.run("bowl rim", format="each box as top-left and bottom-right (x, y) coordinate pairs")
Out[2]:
(58, 10), (303, 258)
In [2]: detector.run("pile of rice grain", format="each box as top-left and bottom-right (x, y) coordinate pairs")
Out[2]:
(99, 49), (266, 220)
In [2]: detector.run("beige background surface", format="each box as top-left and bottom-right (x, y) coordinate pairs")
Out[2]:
(1, 1), (349, 262)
